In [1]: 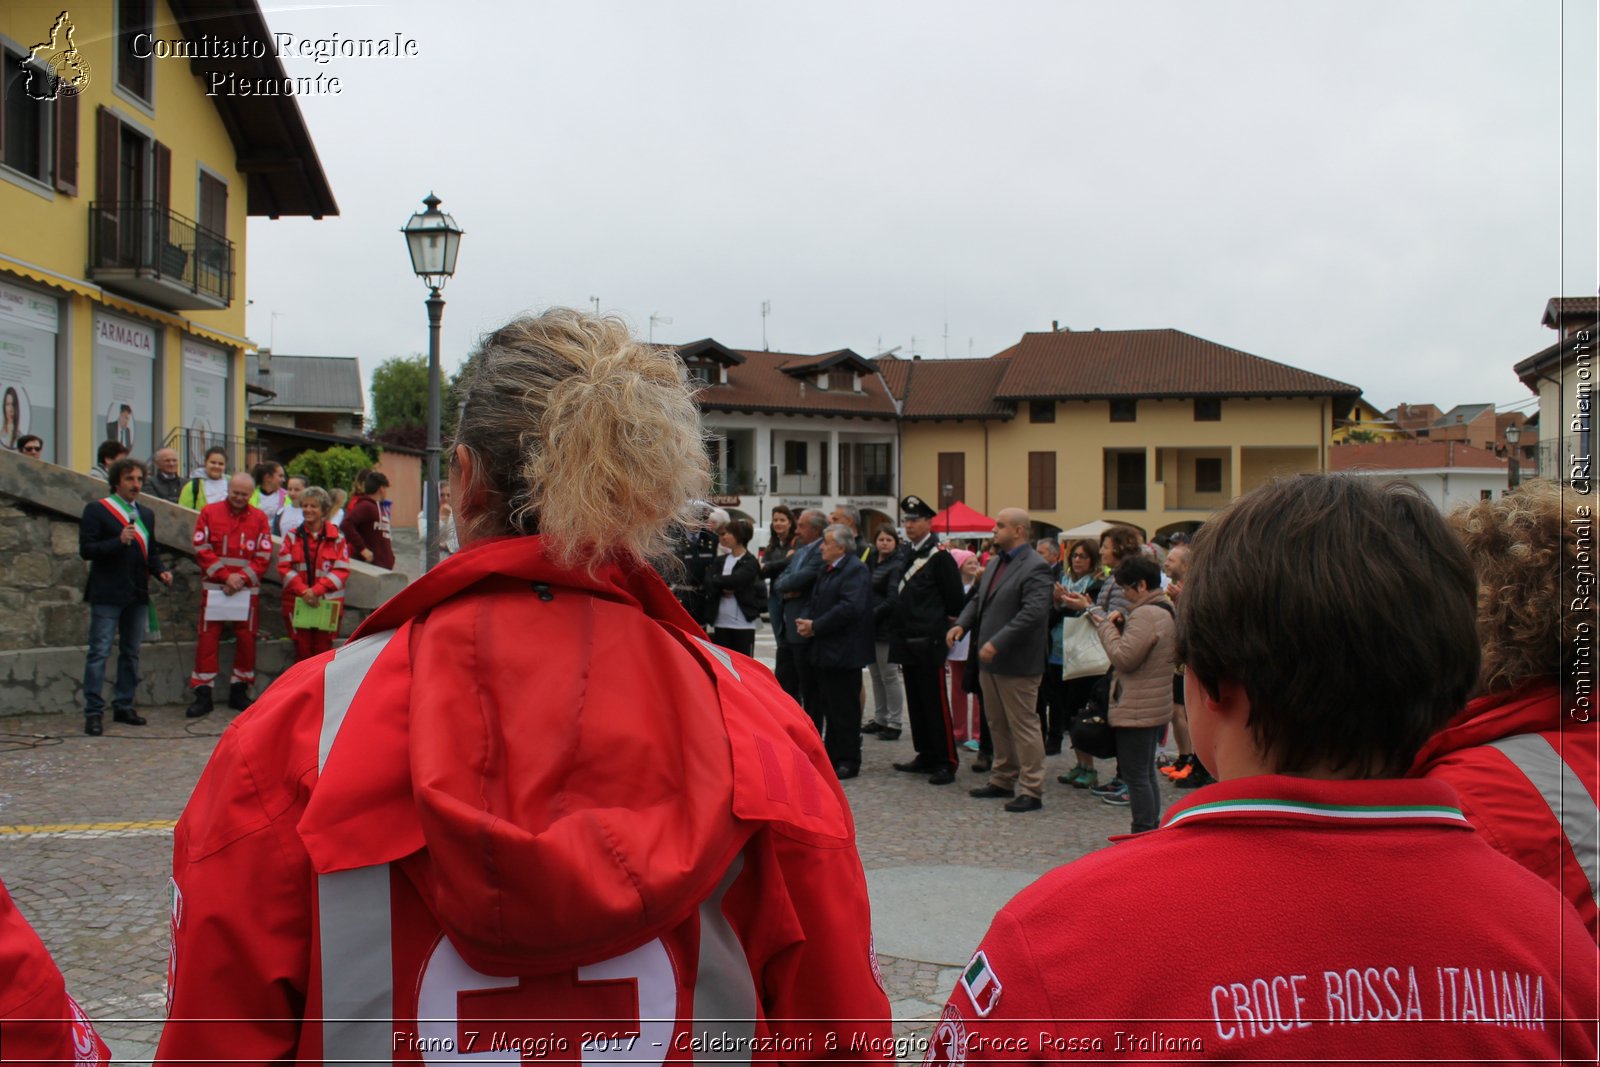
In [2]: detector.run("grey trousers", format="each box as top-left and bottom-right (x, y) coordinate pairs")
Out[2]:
(866, 641), (906, 729)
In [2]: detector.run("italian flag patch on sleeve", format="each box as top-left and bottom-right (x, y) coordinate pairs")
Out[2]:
(960, 950), (1002, 1016)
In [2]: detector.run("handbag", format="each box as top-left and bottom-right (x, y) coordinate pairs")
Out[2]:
(1060, 613), (1111, 680)
(1067, 708), (1116, 759)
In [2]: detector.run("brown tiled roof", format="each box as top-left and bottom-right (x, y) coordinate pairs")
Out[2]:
(992, 329), (1360, 400)
(874, 355), (913, 400)
(1328, 441), (1507, 471)
(898, 357), (1015, 420)
(1542, 297), (1600, 329)
(693, 348), (898, 418)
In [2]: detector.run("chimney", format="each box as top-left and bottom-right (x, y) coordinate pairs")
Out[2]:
(912, 354), (921, 361)
(1051, 320), (1059, 331)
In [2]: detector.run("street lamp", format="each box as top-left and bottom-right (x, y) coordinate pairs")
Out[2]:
(401, 193), (464, 572)
(754, 477), (767, 527)
(1504, 422), (1521, 490)
(941, 482), (954, 539)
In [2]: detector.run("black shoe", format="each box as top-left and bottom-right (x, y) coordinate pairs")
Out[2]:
(1004, 795), (1043, 813)
(971, 755), (992, 774)
(969, 784), (1015, 799)
(876, 728), (902, 741)
(1044, 739), (1062, 756)
(833, 763), (860, 780)
(894, 759), (934, 774)
(84, 715), (103, 737)
(186, 686), (214, 719)
(927, 767), (956, 786)
(228, 682), (253, 711)
(111, 708), (147, 726)
(1176, 763), (1217, 790)
(861, 721), (884, 735)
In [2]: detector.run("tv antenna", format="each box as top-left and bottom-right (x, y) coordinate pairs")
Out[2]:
(761, 300), (771, 350)
(589, 295), (600, 315)
(649, 312), (673, 343)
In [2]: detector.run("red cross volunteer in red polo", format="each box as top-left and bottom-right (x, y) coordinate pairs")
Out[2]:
(157, 310), (892, 1063)
(926, 476), (1597, 1064)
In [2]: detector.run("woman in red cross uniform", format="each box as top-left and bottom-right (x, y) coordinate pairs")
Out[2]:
(158, 310), (892, 1064)
(277, 485), (350, 662)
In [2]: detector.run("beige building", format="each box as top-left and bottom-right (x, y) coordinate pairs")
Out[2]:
(882, 328), (1360, 538)
(1516, 297), (1596, 490)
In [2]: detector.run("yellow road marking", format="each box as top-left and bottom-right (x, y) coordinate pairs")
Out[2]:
(0, 819), (177, 835)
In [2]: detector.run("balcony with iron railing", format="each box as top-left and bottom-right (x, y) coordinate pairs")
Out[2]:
(88, 201), (235, 311)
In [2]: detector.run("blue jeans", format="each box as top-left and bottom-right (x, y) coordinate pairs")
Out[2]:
(83, 601), (147, 716)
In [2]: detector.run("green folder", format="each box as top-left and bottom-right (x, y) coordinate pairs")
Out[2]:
(291, 598), (341, 632)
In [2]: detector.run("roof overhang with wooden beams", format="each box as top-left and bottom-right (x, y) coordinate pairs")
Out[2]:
(1542, 297), (1600, 331)
(165, 0), (339, 219)
(674, 338), (746, 366)
(779, 349), (876, 378)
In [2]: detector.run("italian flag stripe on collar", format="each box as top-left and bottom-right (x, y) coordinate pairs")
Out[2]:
(1163, 798), (1468, 830)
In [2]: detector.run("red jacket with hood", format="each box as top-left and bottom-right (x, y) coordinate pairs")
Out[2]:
(157, 535), (891, 1063)
(1, 876), (110, 1065)
(1411, 682), (1599, 940)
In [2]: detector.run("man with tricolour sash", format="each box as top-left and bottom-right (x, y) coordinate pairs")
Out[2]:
(78, 457), (172, 736)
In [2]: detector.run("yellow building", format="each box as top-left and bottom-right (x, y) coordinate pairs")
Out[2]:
(884, 328), (1360, 538)
(0, 2), (335, 468)
(1331, 397), (1408, 443)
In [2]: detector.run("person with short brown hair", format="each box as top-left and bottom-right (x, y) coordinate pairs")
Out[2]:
(702, 516), (762, 656)
(1412, 480), (1599, 939)
(935, 475), (1597, 1063)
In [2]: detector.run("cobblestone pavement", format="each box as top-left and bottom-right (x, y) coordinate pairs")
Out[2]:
(0, 626), (1160, 1065)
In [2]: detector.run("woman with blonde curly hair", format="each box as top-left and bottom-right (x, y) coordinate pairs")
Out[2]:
(1411, 479), (1599, 940)
(158, 310), (891, 1061)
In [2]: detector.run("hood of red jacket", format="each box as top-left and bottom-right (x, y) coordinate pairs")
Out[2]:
(1409, 682), (1561, 773)
(297, 536), (851, 975)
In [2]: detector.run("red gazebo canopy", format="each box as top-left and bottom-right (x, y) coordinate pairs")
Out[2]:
(931, 500), (994, 535)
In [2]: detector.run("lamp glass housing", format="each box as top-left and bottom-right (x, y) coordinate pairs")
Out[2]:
(402, 194), (463, 289)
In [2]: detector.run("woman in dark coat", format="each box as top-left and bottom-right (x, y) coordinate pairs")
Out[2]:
(702, 518), (763, 657)
(761, 505), (799, 693)
(862, 524), (908, 739)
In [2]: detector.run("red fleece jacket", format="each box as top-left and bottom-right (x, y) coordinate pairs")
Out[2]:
(158, 535), (890, 1063)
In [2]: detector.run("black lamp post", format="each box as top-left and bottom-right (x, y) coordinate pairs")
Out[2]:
(401, 193), (463, 572)
(941, 482), (954, 539)
(754, 477), (767, 527)
(1504, 422), (1521, 490)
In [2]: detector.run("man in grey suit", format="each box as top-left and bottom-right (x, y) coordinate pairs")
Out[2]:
(775, 509), (827, 717)
(947, 508), (1054, 811)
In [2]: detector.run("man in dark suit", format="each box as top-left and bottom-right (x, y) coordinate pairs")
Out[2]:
(79, 458), (172, 736)
(797, 524), (875, 779)
(107, 404), (134, 450)
(948, 508), (1054, 811)
(774, 509), (827, 714)
(890, 495), (968, 786)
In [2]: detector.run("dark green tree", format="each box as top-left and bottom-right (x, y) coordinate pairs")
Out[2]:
(369, 354), (465, 449)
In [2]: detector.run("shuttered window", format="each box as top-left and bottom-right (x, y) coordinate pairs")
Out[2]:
(1028, 452), (1056, 511)
(53, 90), (77, 193)
(937, 452), (965, 507)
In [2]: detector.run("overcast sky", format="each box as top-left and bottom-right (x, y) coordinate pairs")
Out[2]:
(239, 0), (1598, 417)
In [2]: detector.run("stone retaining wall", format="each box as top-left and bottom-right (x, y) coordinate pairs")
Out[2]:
(0, 448), (407, 716)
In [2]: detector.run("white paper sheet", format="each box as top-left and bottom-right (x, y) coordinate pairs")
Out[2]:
(205, 588), (252, 621)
